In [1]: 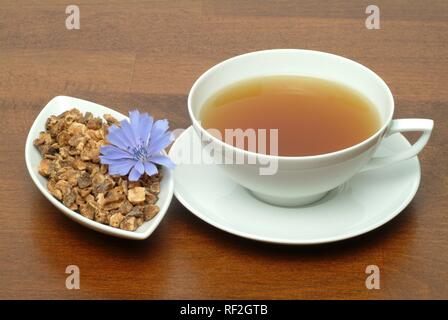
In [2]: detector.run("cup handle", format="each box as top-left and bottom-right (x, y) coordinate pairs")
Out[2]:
(361, 118), (434, 172)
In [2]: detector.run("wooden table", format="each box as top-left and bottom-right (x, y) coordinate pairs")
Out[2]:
(0, 0), (447, 300)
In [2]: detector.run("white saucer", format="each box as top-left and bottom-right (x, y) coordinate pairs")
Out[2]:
(169, 126), (421, 245)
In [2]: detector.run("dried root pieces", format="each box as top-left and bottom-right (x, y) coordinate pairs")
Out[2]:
(34, 108), (162, 232)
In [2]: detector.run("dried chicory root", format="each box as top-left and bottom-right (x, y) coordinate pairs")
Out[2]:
(34, 108), (162, 232)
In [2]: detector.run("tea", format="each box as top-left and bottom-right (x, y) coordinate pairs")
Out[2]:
(200, 75), (381, 156)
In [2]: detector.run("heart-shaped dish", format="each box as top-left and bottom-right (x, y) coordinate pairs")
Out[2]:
(25, 96), (174, 240)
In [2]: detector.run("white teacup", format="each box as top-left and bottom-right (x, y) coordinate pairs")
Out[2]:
(188, 49), (433, 207)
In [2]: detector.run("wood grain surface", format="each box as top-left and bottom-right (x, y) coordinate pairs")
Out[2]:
(0, 0), (447, 299)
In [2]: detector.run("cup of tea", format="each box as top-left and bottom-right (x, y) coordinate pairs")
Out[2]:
(188, 49), (433, 206)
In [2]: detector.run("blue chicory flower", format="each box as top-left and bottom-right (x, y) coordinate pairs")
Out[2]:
(100, 110), (175, 181)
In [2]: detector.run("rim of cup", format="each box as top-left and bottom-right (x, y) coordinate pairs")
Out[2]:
(188, 49), (395, 161)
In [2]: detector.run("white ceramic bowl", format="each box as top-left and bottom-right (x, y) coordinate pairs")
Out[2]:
(25, 96), (174, 240)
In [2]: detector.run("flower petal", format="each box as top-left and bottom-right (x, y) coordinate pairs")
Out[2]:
(144, 162), (158, 176)
(106, 125), (129, 150)
(150, 154), (175, 169)
(129, 110), (141, 144)
(107, 159), (136, 176)
(128, 166), (142, 181)
(109, 123), (135, 151)
(120, 118), (139, 147)
(99, 156), (133, 166)
(100, 145), (134, 160)
(134, 161), (145, 174)
(148, 132), (174, 155)
(139, 113), (153, 146)
(150, 119), (169, 141)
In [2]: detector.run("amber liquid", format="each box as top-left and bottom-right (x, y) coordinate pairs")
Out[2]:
(200, 75), (381, 156)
